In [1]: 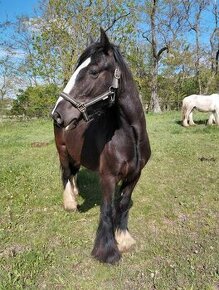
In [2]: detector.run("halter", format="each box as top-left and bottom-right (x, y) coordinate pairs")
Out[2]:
(60, 68), (121, 123)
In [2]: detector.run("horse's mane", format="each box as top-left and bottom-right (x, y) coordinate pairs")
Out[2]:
(76, 41), (134, 92)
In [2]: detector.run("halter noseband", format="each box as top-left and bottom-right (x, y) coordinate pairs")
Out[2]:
(60, 68), (121, 123)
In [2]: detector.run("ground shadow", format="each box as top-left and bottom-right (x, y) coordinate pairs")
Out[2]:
(192, 119), (209, 125)
(76, 168), (133, 213)
(176, 119), (208, 126)
(77, 168), (102, 212)
(176, 120), (183, 126)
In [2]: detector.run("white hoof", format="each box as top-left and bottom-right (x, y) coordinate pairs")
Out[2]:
(115, 229), (136, 252)
(63, 181), (77, 211)
(182, 120), (189, 127)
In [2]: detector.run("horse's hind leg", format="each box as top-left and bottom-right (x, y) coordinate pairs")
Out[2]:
(182, 110), (190, 127)
(61, 162), (79, 211)
(182, 104), (193, 127)
(115, 175), (140, 252)
(188, 111), (196, 126)
(92, 174), (121, 264)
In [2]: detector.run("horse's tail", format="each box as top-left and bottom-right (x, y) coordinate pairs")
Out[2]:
(181, 98), (187, 121)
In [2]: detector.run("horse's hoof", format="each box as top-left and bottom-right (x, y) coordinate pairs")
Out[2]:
(63, 186), (78, 211)
(115, 229), (136, 252)
(63, 199), (78, 211)
(182, 122), (189, 127)
(91, 245), (121, 264)
(63, 205), (77, 212)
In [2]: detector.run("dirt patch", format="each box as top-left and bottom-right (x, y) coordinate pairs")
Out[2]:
(31, 142), (49, 148)
(0, 244), (31, 258)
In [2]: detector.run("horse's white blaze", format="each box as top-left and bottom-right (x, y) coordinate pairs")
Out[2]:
(52, 57), (91, 115)
(51, 96), (63, 115)
(63, 180), (77, 211)
(115, 229), (136, 252)
(63, 57), (91, 94)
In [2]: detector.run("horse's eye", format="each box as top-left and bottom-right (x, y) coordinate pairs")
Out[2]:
(89, 69), (99, 78)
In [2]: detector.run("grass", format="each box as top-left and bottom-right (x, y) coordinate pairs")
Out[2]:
(0, 112), (218, 290)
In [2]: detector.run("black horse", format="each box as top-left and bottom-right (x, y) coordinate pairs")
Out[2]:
(51, 28), (151, 264)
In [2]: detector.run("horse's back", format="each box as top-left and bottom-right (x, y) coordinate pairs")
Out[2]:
(182, 94), (198, 103)
(210, 93), (219, 98)
(195, 94), (218, 111)
(182, 94), (219, 111)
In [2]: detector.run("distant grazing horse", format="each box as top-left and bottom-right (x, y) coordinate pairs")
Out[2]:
(182, 94), (219, 127)
(51, 28), (151, 264)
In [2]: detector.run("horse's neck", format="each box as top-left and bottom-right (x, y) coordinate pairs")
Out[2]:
(118, 81), (145, 127)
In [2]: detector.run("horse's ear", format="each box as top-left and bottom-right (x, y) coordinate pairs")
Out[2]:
(100, 27), (110, 51)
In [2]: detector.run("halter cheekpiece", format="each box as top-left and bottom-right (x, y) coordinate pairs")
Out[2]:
(60, 68), (121, 124)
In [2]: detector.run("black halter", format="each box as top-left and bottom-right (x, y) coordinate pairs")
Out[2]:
(60, 68), (121, 123)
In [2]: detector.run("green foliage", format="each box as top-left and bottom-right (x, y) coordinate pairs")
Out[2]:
(2, 0), (219, 112)
(29, 0), (137, 85)
(11, 84), (59, 117)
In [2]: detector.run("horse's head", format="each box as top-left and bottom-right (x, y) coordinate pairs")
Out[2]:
(52, 28), (121, 129)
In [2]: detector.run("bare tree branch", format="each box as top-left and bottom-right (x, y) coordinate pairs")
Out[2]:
(105, 12), (131, 32)
(157, 46), (169, 61)
(142, 32), (152, 45)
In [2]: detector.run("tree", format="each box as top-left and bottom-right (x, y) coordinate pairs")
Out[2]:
(141, 0), (187, 112)
(182, 0), (210, 94)
(0, 55), (14, 100)
(27, 0), (137, 87)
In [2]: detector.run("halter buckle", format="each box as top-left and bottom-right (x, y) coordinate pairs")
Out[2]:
(76, 103), (89, 122)
(114, 68), (121, 79)
(111, 68), (121, 89)
(76, 103), (86, 113)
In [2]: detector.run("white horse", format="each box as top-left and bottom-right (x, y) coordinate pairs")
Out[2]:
(182, 94), (219, 127)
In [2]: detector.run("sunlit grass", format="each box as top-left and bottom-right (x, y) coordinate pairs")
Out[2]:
(0, 113), (218, 289)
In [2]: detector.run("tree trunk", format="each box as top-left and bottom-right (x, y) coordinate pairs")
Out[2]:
(150, 60), (161, 112)
(194, 27), (202, 94)
(150, 0), (161, 113)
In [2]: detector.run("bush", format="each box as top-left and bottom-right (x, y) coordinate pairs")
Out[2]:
(11, 84), (59, 118)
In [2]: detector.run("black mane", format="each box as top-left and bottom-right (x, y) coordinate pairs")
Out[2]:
(76, 41), (133, 87)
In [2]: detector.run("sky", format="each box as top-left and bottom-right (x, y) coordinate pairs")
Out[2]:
(0, 0), (39, 21)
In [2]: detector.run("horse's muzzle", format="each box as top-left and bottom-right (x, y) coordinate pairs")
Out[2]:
(51, 108), (81, 130)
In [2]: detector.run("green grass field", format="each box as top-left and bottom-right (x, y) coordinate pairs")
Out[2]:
(0, 112), (218, 290)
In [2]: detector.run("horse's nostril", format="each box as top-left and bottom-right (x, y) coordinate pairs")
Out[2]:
(56, 116), (63, 125)
(52, 112), (63, 125)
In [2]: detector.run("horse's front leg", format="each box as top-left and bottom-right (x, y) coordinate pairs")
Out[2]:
(114, 174), (140, 253)
(60, 161), (79, 211)
(92, 174), (121, 264)
(207, 113), (215, 125)
(214, 111), (219, 125)
(63, 175), (79, 211)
